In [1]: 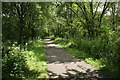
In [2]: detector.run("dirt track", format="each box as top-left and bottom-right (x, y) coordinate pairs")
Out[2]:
(44, 39), (103, 79)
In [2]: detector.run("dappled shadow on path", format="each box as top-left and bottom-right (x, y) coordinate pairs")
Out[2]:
(45, 39), (103, 79)
(45, 39), (81, 64)
(48, 68), (103, 79)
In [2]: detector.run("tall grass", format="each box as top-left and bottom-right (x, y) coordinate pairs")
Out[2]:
(53, 36), (120, 78)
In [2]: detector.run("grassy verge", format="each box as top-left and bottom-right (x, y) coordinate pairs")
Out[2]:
(53, 37), (120, 78)
(53, 38), (103, 69)
(2, 39), (48, 79)
(23, 39), (48, 78)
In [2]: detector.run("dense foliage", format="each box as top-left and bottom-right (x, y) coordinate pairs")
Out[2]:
(2, 2), (120, 78)
(50, 2), (120, 77)
(2, 2), (49, 78)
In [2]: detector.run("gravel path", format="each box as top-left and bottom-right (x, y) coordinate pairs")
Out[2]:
(44, 39), (103, 79)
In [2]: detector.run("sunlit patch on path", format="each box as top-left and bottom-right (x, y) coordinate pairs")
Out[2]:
(44, 39), (103, 78)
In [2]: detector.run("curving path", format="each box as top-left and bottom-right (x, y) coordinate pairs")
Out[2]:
(44, 39), (103, 79)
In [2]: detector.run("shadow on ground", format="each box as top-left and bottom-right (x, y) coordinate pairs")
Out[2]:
(45, 39), (81, 64)
(48, 68), (103, 79)
(45, 39), (104, 79)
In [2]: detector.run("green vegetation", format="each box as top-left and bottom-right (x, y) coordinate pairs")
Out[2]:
(2, 39), (47, 78)
(49, 2), (120, 78)
(2, 2), (49, 79)
(53, 37), (120, 78)
(2, 2), (120, 78)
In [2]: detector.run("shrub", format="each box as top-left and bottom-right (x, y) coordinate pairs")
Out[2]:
(2, 48), (26, 78)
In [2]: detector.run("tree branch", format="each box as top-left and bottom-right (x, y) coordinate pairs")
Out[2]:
(93, 2), (100, 19)
(98, 2), (110, 28)
(67, 7), (86, 26)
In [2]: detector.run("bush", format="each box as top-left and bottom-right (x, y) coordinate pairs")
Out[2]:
(72, 31), (120, 65)
(2, 48), (26, 78)
(2, 40), (48, 78)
